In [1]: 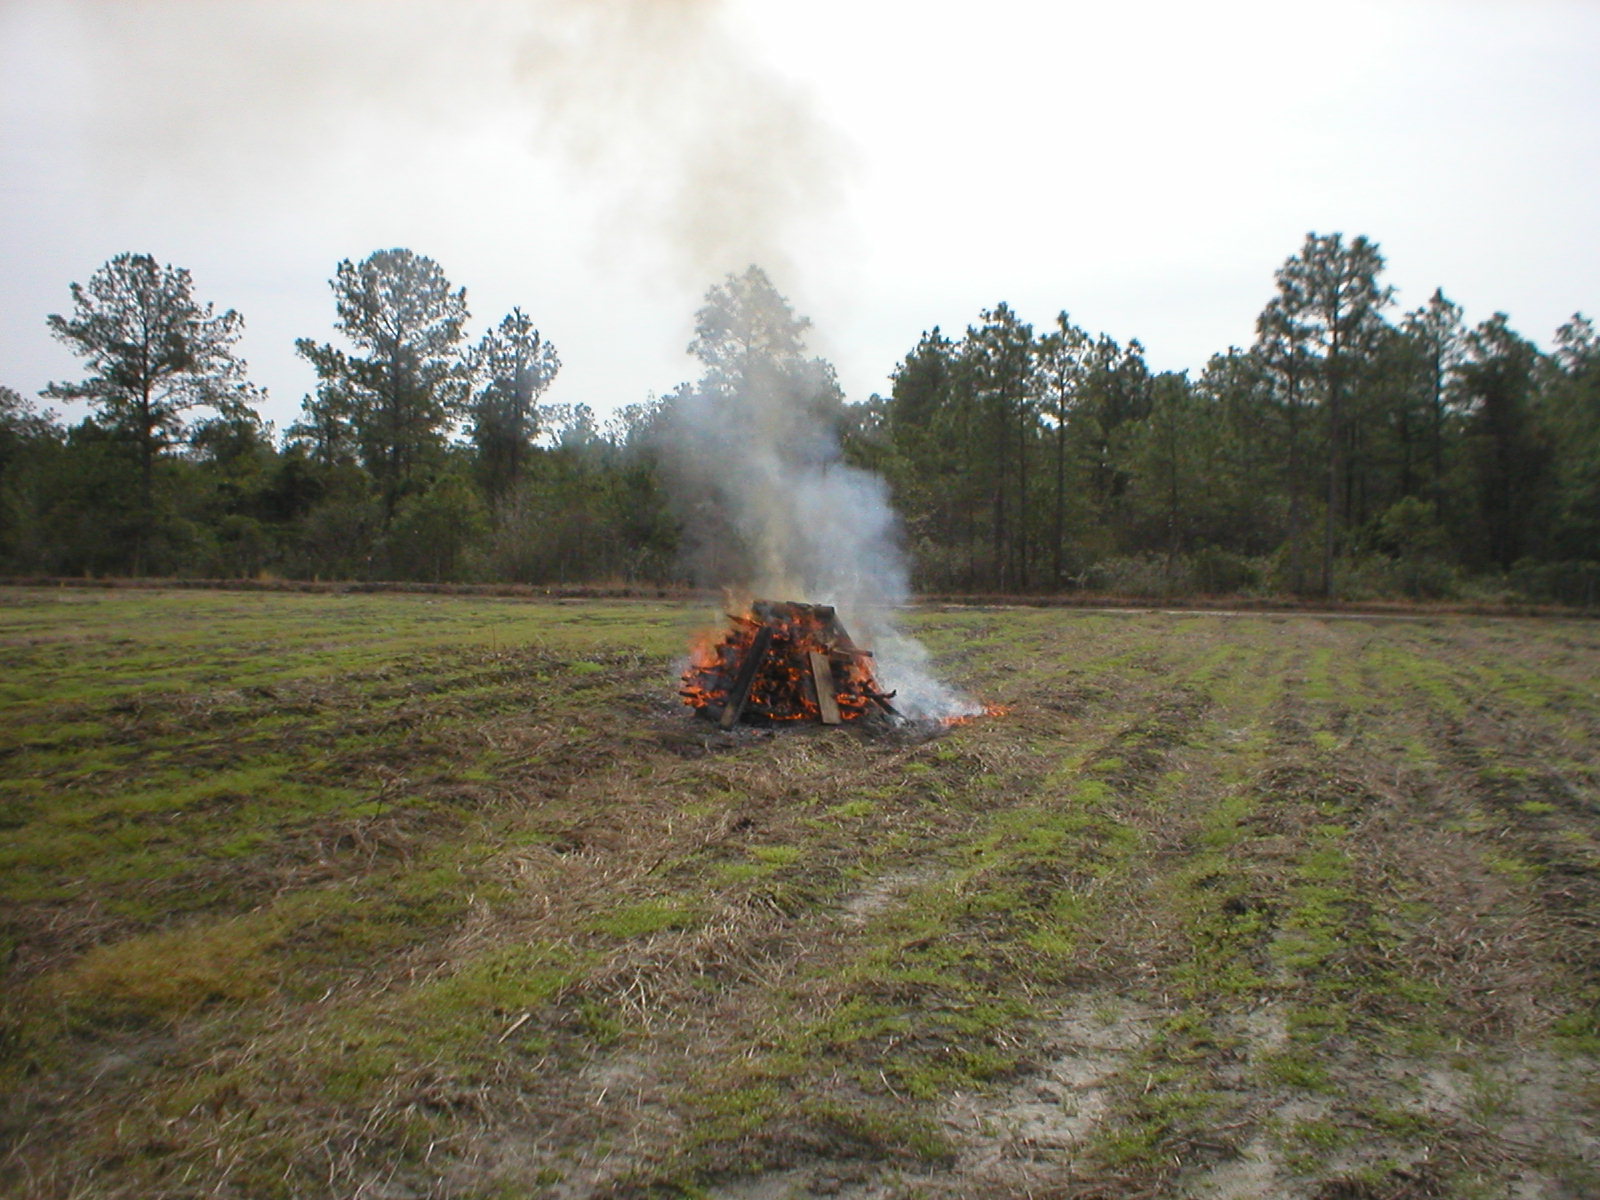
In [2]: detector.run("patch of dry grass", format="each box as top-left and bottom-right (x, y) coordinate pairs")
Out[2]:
(1, 593), (1597, 1199)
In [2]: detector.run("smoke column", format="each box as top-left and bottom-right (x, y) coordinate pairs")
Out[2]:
(516, 4), (969, 719)
(659, 268), (975, 722)
(36, 0), (970, 715)
(511, 0), (845, 288)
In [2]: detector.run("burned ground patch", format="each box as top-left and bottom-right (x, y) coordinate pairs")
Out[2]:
(0, 593), (1596, 1199)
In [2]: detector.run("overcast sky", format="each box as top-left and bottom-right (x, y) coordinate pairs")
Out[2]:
(3, 0), (1598, 434)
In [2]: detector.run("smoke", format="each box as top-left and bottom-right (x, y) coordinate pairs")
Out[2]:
(658, 267), (974, 722)
(511, 0), (844, 286)
(25, 0), (965, 716)
(32, 0), (843, 288)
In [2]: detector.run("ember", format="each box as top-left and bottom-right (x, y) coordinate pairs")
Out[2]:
(680, 600), (900, 728)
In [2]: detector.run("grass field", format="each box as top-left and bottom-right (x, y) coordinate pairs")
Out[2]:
(1, 587), (1597, 1199)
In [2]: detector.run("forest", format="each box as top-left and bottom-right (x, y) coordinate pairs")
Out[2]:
(2, 232), (1596, 605)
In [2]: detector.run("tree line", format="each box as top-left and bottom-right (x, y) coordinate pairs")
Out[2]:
(857, 233), (1598, 604)
(2, 236), (1596, 604)
(1, 249), (676, 585)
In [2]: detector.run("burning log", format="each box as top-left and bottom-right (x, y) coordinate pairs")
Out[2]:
(681, 600), (898, 727)
(718, 625), (773, 729)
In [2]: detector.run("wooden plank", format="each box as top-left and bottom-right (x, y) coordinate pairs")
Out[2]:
(719, 626), (773, 729)
(822, 609), (863, 654)
(809, 650), (842, 725)
(868, 691), (902, 719)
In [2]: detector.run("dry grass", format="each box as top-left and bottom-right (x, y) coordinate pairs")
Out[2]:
(1, 592), (1597, 1199)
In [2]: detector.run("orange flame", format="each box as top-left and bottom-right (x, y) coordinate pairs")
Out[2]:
(940, 701), (1011, 727)
(680, 602), (892, 724)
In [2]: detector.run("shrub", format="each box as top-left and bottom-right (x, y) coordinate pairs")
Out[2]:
(1188, 546), (1262, 595)
(1509, 559), (1600, 608)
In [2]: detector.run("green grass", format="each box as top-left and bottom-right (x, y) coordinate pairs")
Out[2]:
(38, 913), (282, 1026)
(2, 589), (1597, 1200)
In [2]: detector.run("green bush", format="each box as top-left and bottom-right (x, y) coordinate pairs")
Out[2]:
(1509, 559), (1600, 607)
(1188, 546), (1262, 595)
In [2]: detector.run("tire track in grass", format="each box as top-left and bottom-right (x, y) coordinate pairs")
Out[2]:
(482, 619), (1188, 1196)
(1156, 646), (1443, 1196)
(1349, 625), (1600, 1199)
(1042, 633), (1302, 1197)
(1159, 620), (1600, 1199)
(1061, 620), (1575, 1199)
(955, 623), (1295, 1198)
(10, 604), (1598, 1199)
(414, 726), (1031, 1196)
(652, 619), (1266, 1198)
(1405, 623), (1600, 1121)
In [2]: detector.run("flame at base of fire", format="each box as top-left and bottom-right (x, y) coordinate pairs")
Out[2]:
(940, 701), (1011, 727)
(679, 600), (1010, 730)
(679, 600), (894, 724)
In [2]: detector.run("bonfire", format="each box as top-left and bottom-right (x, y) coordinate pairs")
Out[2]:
(680, 600), (900, 728)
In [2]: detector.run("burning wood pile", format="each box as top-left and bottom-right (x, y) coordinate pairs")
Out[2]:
(680, 600), (900, 728)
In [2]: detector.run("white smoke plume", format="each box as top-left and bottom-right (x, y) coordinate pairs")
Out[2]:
(36, 0), (842, 289)
(659, 266), (974, 722)
(28, 0), (967, 716)
(509, 0), (845, 287)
